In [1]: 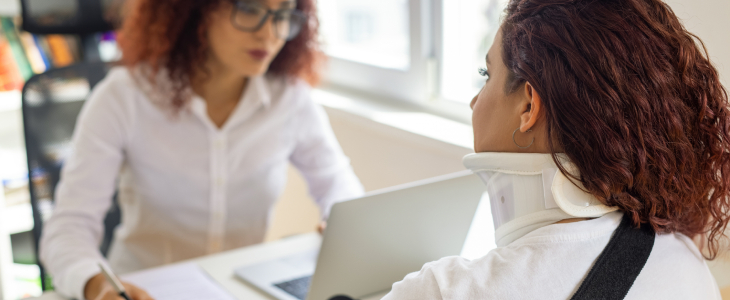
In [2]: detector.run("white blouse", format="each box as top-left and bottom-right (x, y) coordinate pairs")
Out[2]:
(39, 67), (364, 299)
(382, 214), (722, 300)
(382, 153), (721, 299)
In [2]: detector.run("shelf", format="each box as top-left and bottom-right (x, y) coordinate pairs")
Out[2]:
(4, 202), (34, 235)
(0, 90), (21, 112)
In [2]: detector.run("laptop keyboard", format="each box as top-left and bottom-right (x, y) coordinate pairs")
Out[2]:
(274, 275), (312, 300)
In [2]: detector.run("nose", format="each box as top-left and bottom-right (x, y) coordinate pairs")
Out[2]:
(254, 14), (277, 40)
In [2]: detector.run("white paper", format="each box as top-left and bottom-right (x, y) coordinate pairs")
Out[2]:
(121, 263), (236, 300)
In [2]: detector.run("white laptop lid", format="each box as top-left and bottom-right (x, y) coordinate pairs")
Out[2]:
(306, 170), (487, 300)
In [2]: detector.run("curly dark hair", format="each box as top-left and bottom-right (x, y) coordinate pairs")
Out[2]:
(117, 0), (322, 109)
(501, 0), (730, 259)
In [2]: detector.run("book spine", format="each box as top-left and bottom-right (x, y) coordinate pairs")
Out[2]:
(0, 27), (24, 91)
(46, 34), (75, 67)
(32, 35), (53, 69)
(0, 17), (33, 80)
(18, 32), (46, 74)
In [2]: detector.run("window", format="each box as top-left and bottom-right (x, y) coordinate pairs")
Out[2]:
(440, 0), (508, 103)
(318, 0), (433, 104)
(319, 0), (410, 70)
(317, 0), (509, 109)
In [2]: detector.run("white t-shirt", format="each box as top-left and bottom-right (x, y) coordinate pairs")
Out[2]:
(382, 212), (722, 300)
(39, 67), (364, 299)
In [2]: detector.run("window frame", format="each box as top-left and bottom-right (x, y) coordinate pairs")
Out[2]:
(320, 0), (442, 105)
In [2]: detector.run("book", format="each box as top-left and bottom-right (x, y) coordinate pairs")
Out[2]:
(0, 25), (24, 91)
(0, 17), (33, 80)
(63, 35), (81, 62)
(18, 31), (46, 74)
(46, 34), (75, 67)
(33, 35), (53, 69)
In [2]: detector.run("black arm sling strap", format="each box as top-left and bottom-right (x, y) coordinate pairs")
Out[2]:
(570, 213), (656, 300)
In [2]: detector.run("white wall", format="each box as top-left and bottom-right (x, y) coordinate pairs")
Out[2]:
(663, 0), (730, 87)
(265, 107), (472, 241)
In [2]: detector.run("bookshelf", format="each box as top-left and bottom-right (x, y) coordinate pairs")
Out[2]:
(0, 1), (120, 296)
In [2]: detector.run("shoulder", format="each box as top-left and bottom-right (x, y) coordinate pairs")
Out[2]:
(386, 249), (544, 299)
(626, 232), (721, 299)
(386, 224), (616, 299)
(94, 66), (138, 94)
(384, 258), (449, 299)
(87, 66), (144, 106)
(81, 66), (143, 126)
(645, 232), (714, 277)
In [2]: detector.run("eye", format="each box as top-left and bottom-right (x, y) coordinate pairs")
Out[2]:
(273, 9), (294, 21)
(478, 67), (490, 79)
(237, 2), (265, 16)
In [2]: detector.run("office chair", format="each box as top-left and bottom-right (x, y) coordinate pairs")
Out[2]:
(20, 0), (125, 290)
(22, 61), (118, 291)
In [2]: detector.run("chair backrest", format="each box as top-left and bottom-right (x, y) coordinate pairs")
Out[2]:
(21, 61), (120, 290)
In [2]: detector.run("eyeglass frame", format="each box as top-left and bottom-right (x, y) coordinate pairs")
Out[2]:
(229, 0), (307, 41)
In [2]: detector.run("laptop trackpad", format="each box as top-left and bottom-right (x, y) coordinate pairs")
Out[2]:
(274, 275), (312, 300)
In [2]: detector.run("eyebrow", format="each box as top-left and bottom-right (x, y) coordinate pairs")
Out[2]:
(279, 0), (295, 7)
(249, 0), (294, 9)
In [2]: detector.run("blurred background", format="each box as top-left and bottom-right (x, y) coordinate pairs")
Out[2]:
(0, 0), (727, 298)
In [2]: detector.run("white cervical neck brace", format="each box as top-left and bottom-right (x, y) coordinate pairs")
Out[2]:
(463, 152), (618, 247)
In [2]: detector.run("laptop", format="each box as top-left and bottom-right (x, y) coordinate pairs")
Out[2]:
(235, 170), (487, 300)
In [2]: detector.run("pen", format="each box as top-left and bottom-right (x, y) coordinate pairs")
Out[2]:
(98, 262), (132, 300)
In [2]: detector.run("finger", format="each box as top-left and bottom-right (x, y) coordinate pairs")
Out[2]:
(97, 289), (127, 300)
(317, 221), (327, 234)
(129, 289), (155, 300)
(125, 283), (155, 300)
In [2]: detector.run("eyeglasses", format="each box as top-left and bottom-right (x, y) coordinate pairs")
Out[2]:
(230, 1), (306, 41)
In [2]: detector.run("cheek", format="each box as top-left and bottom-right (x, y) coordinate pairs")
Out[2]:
(472, 86), (517, 152)
(472, 90), (496, 129)
(208, 22), (237, 59)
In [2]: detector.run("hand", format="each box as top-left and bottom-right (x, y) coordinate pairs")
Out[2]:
(84, 273), (155, 300)
(317, 221), (327, 234)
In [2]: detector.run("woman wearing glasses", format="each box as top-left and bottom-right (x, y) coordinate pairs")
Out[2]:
(39, 0), (364, 299)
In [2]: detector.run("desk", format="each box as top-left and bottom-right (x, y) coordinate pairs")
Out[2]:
(30, 233), (388, 300)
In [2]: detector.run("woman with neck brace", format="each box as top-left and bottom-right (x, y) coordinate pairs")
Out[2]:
(381, 0), (730, 299)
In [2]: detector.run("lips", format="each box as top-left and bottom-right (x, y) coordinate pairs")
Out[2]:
(248, 49), (269, 60)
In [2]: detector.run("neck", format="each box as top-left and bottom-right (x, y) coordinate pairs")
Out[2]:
(462, 152), (617, 247)
(555, 218), (591, 224)
(191, 57), (248, 106)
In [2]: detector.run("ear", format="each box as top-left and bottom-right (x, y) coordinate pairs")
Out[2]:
(519, 82), (542, 132)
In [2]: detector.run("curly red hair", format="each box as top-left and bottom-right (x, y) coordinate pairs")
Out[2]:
(117, 0), (322, 109)
(501, 0), (730, 259)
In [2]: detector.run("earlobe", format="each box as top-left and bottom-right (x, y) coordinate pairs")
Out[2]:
(519, 82), (542, 132)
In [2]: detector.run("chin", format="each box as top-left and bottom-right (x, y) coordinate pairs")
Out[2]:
(237, 66), (268, 78)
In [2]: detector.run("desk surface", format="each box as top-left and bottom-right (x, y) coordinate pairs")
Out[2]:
(31, 233), (388, 300)
(33, 232), (730, 300)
